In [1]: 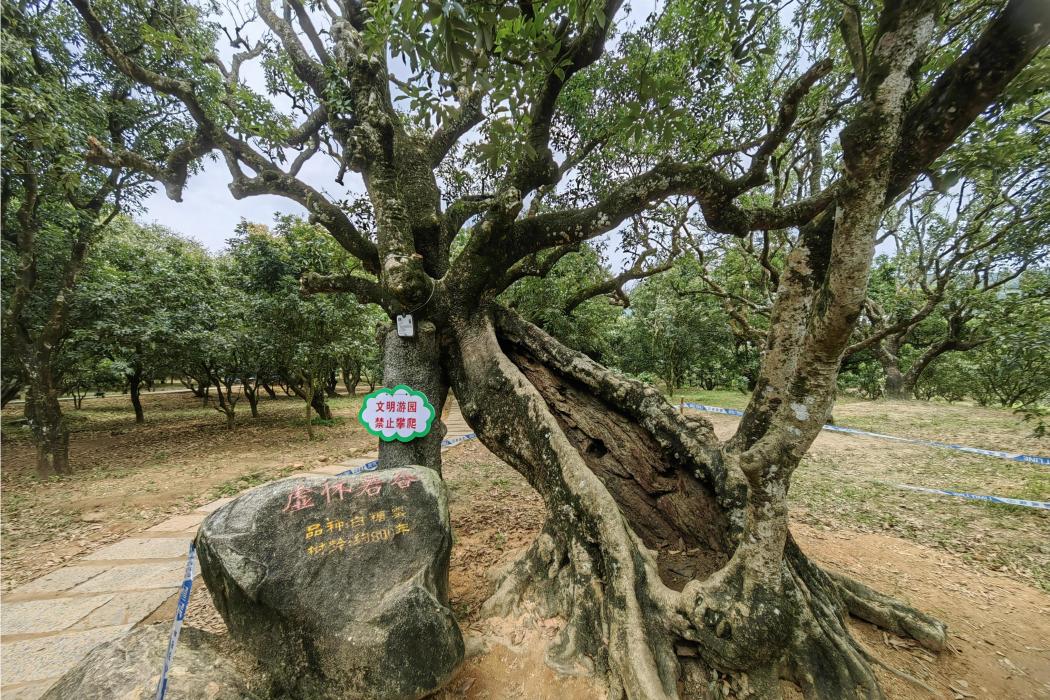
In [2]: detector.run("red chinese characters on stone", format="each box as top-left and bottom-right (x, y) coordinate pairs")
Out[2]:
(282, 472), (419, 516)
(359, 476), (384, 496)
(391, 473), (418, 490)
(322, 481), (352, 504)
(283, 485), (315, 513)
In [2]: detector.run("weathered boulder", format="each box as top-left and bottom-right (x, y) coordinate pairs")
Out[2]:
(196, 467), (462, 700)
(41, 624), (260, 700)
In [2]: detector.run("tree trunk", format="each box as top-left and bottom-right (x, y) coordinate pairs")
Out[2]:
(284, 372), (334, 420)
(874, 338), (906, 399)
(181, 375), (207, 398)
(443, 306), (946, 700)
(341, 363), (360, 396)
(883, 365), (906, 399)
(242, 374), (260, 418)
(304, 379), (315, 440)
(325, 370), (339, 398)
(901, 336), (977, 399)
(378, 323), (448, 473)
(23, 366), (71, 478)
(261, 381), (277, 399)
(129, 368), (145, 423)
(311, 391), (332, 420)
(1, 377), (22, 408)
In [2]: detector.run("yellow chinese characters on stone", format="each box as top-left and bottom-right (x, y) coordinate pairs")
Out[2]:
(304, 512), (414, 556)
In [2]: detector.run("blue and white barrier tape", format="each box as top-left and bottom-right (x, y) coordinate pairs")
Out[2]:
(337, 414), (1048, 510)
(442, 432), (477, 448)
(155, 543), (196, 700)
(337, 433), (480, 476)
(682, 402), (1050, 466)
(894, 484), (1050, 511)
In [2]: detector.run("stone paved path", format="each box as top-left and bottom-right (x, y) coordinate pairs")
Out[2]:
(0, 403), (472, 699)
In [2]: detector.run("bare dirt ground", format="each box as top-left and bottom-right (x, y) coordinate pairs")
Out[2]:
(4, 392), (1050, 698)
(1, 389), (376, 591)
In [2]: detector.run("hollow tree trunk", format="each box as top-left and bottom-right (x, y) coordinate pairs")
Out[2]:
(129, 368), (145, 423)
(444, 306), (945, 699)
(23, 364), (71, 478)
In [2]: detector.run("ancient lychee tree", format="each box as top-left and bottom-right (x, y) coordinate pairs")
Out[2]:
(69, 0), (1048, 695)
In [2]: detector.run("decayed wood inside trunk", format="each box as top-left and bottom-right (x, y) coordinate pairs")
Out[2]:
(504, 342), (732, 591)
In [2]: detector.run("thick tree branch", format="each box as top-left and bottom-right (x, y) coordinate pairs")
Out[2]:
(888, 0), (1050, 202)
(428, 89), (483, 167)
(506, 161), (839, 264)
(507, 0), (624, 195)
(298, 271), (390, 308)
(499, 242), (579, 290)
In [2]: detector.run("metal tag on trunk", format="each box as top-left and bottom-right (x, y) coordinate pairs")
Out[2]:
(396, 314), (415, 338)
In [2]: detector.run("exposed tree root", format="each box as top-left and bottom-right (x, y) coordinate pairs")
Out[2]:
(826, 569), (947, 652)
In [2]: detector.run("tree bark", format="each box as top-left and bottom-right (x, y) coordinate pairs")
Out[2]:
(241, 373), (260, 418)
(873, 339), (906, 400)
(341, 361), (360, 396)
(283, 372), (334, 420)
(129, 367), (145, 423)
(378, 323), (448, 473)
(311, 390), (332, 420)
(23, 357), (70, 478)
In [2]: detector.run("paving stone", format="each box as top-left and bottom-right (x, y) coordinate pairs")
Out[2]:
(83, 537), (191, 561)
(69, 589), (174, 630)
(145, 513), (206, 532)
(339, 457), (378, 469)
(71, 560), (194, 594)
(0, 680), (55, 700)
(308, 463), (350, 476)
(8, 565), (110, 597)
(194, 497), (234, 514)
(1, 595), (111, 636)
(0, 625), (131, 685)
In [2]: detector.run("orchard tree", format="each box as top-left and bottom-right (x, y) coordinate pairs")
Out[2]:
(613, 256), (744, 394)
(228, 217), (383, 429)
(501, 243), (627, 361)
(70, 0), (1048, 697)
(1, 0), (182, 475)
(74, 219), (214, 422)
(843, 108), (1049, 398)
(964, 272), (1050, 408)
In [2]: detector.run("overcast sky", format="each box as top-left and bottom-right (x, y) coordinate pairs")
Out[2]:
(137, 153), (350, 251)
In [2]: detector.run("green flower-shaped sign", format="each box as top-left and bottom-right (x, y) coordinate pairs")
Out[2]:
(357, 385), (435, 442)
